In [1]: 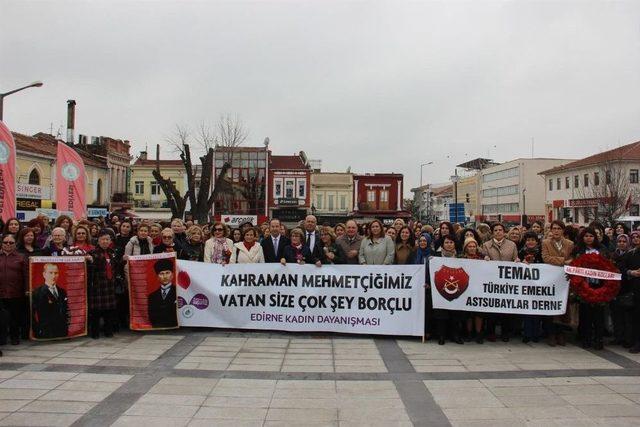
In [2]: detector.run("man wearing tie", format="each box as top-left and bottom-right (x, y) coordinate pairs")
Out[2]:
(32, 263), (69, 339)
(261, 219), (289, 263)
(303, 215), (323, 261)
(147, 258), (178, 328)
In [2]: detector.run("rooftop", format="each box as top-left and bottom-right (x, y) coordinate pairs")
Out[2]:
(539, 141), (640, 175)
(270, 154), (308, 170)
(13, 132), (104, 167)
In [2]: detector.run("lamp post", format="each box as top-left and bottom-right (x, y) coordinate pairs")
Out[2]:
(0, 81), (44, 121)
(419, 162), (433, 222)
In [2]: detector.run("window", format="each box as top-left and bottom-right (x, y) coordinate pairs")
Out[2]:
(574, 175), (579, 188)
(328, 195), (334, 211)
(584, 174), (589, 187)
(631, 169), (639, 184)
(284, 179), (295, 198)
(135, 181), (144, 195)
(151, 182), (161, 195)
(297, 178), (306, 198)
(482, 185), (519, 198)
(565, 177), (570, 189)
(28, 169), (40, 185)
(549, 179), (553, 191)
(483, 167), (519, 183)
(340, 195), (346, 210)
(481, 203), (519, 214)
(594, 172), (600, 186)
(380, 190), (389, 210)
(274, 179), (283, 198)
(631, 204), (640, 217)
(367, 190), (376, 202)
(556, 178), (561, 191)
(316, 194), (323, 210)
(606, 170), (612, 184)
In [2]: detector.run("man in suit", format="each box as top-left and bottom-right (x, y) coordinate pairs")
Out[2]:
(32, 263), (69, 339)
(303, 215), (324, 261)
(261, 218), (289, 263)
(147, 258), (178, 328)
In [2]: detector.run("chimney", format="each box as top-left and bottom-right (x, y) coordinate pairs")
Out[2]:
(139, 150), (148, 161)
(66, 100), (76, 144)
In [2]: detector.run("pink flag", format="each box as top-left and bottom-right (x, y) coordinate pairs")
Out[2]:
(56, 142), (86, 219)
(0, 121), (17, 222)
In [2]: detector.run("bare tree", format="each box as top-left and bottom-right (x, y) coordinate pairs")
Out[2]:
(577, 156), (637, 226)
(152, 115), (248, 223)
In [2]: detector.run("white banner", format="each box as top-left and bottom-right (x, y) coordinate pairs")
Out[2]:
(564, 265), (621, 281)
(429, 258), (569, 315)
(176, 262), (425, 337)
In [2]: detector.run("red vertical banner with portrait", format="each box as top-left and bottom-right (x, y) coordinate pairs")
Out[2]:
(29, 256), (88, 341)
(127, 252), (179, 330)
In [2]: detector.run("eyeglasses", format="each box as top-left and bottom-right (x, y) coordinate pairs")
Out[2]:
(214, 228), (224, 232)
(162, 236), (173, 239)
(2, 241), (15, 245)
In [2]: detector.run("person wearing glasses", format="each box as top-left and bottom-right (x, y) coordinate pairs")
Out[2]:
(204, 222), (234, 264)
(42, 227), (69, 256)
(0, 234), (27, 346)
(153, 229), (178, 254)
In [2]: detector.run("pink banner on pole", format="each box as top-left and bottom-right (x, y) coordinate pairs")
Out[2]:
(0, 121), (17, 222)
(56, 142), (86, 220)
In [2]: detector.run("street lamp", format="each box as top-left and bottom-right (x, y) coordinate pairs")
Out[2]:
(420, 162), (434, 187)
(0, 81), (44, 121)
(419, 162), (434, 222)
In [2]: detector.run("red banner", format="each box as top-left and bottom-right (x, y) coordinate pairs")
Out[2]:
(127, 252), (179, 331)
(56, 142), (86, 219)
(29, 256), (87, 341)
(0, 122), (16, 222)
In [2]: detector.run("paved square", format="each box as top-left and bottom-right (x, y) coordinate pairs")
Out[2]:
(0, 331), (638, 426)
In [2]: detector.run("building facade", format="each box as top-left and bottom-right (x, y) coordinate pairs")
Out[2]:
(540, 141), (640, 225)
(352, 173), (410, 225)
(12, 132), (112, 221)
(268, 152), (311, 224)
(310, 172), (353, 224)
(477, 158), (573, 225)
(129, 151), (186, 220)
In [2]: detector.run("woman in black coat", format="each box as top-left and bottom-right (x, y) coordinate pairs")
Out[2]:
(88, 230), (118, 339)
(572, 227), (610, 350)
(280, 229), (319, 265)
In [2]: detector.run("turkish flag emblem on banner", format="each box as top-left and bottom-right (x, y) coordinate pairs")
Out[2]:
(56, 142), (86, 220)
(0, 121), (17, 222)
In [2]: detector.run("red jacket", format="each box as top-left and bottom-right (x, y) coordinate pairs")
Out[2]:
(0, 251), (27, 299)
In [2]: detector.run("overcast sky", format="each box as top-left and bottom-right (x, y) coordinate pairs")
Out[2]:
(2, 0), (640, 196)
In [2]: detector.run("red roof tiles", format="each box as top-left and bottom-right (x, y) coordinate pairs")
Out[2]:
(270, 155), (308, 170)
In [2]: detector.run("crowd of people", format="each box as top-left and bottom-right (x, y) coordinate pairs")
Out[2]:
(0, 212), (639, 356)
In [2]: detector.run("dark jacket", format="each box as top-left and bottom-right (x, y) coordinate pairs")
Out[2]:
(42, 243), (68, 257)
(153, 243), (178, 254)
(282, 245), (316, 264)
(148, 285), (178, 328)
(320, 243), (346, 264)
(0, 251), (27, 299)
(178, 242), (204, 262)
(31, 284), (69, 339)
(17, 245), (44, 258)
(261, 235), (290, 263)
(88, 247), (117, 311)
(518, 247), (543, 264)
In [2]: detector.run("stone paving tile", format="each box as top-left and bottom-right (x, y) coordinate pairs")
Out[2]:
(174, 337), (386, 373)
(0, 411), (82, 426)
(125, 402), (200, 418)
(112, 415), (191, 426)
(17, 400), (96, 414)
